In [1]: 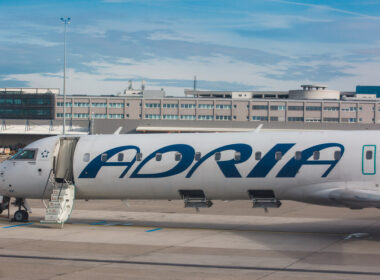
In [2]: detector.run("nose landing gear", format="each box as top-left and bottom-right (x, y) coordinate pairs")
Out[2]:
(12, 198), (30, 222)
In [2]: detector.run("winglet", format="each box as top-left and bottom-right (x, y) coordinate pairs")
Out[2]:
(254, 124), (263, 133)
(113, 127), (123, 135)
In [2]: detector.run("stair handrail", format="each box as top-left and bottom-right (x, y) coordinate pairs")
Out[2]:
(41, 169), (54, 208)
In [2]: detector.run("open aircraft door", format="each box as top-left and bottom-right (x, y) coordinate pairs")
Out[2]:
(362, 145), (376, 175)
(54, 137), (79, 183)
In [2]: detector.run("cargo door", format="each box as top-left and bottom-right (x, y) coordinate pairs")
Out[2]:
(362, 145), (376, 175)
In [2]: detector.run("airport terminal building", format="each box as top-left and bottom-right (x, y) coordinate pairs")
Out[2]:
(1, 84), (380, 145)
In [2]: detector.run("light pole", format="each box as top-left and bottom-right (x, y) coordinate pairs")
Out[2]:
(60, 17), (71, 135)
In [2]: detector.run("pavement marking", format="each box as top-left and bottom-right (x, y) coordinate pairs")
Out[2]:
(146, 228), (162, 232)
(2, 223), (34, 229)
(89, 221), (107, 225)
(1, 254), (380, 276)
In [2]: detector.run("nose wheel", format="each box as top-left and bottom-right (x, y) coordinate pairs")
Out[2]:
(11, 198), (30, 222)
(13, 210), (29, 222)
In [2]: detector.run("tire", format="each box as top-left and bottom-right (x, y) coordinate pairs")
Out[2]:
(21, 210), (29, 221)
(14, 210), (24, 222)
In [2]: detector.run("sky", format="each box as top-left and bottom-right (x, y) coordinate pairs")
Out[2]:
(1, 0), (380, 96)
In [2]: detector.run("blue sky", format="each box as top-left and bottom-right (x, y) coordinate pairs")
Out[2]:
(1, 0), (380, 95)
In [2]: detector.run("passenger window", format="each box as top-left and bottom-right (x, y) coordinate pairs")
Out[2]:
(11, 149), (36, 160)
(175, 152), (182, 161)
(366, 150), (373, 160)
(214, 152), (221, 161)
(234, 152), (241, 161)
(275, 151), (282, 161)
(156, 153), (162, 161)
(334, 151), (341, 160)
(194, 152), (201, 161)
(136, 152), (143, 161)
(255, 152), (262, 160)
(83, 153), (90, 162)
(295, 151), (302, 160)
(118, 153), (124, 162)
(101, 153), (108, 162)
(313, 151), (320, 160)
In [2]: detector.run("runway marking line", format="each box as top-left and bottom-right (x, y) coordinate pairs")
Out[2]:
(0, 220), (353, 237)
(146, 228), (162, 232)
(2, 223), (34, 229)
(0, 253), (380, 276)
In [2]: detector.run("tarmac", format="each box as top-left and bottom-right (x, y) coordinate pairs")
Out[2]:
(0, 199), (380, 280)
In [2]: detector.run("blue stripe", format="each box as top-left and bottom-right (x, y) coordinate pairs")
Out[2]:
(3, 223), (34, 228)
(89, 221), (107, 225)
(146, 228), (162, 232)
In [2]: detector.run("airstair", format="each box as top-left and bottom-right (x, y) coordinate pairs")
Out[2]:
(40, 182), (75, 226)
(41, 137), (78, 227)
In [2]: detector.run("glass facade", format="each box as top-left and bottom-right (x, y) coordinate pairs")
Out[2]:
(0, 93), (55, 119)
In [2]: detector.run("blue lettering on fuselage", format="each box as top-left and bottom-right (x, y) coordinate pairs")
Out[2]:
(130, 144), (195, 178)
(78, 145), (140, 179)
(78, 143), (345, 179)
(186, 144), (252, 178)
(276, 143), (345, 177)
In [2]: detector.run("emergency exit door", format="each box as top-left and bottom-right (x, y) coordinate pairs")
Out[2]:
(362, 145), (376, 175)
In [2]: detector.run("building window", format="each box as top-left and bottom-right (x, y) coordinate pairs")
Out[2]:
(56, 113), (72, 118)
(323, 118), (339, 122)
(306, 106), (322, 111)
(198, 104), (214, 109)
(323, 106), (339, 111)
(163, 103), (178, 108)
(270, 116), (279, 121)
(180, 115), (196, 120)
(215, 115), (232, 120)
(270, 105), (285, 111)
(252, 116), (268, 121)
(215, 104), (232, 109)
(109, 103), (124, 108)
(91, 102), (107, 107)
(163, 115), (179, 120)
(181, 104), (196, 109)
(288, 117), (304, 122)
(145, 114), (161, 119)
(305, 118), (321, 122)
(145, 103), (160, 108)
(74, 102), (90, 107)
(57, 102), (72, 107)
(109, 114), (124, 119)
(94, 114), (107, 119)
(198, 115), (214, 120)
(288, 106), (303, 111)
(252, 105), (268, 110)
(73, 113), (89, 118)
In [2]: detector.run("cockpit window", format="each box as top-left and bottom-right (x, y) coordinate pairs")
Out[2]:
(11, 149), (37, 160)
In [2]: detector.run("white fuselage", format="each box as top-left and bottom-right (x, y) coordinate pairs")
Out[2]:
(1, 130), (379, 209)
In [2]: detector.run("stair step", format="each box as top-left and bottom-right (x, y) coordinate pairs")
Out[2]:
(46, 208), (62, 215)
(48, 201), (62, 208)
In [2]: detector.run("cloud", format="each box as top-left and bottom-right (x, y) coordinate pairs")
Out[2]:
(271, 0), (380, 20)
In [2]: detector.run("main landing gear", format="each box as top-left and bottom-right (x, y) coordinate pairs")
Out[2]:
(12, 198), (29, 222)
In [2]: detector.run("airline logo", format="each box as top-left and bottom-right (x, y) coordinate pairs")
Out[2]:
(79, 143), (344, 179)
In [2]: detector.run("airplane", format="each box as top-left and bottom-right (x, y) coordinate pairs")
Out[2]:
(0, 129), (379, 224)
